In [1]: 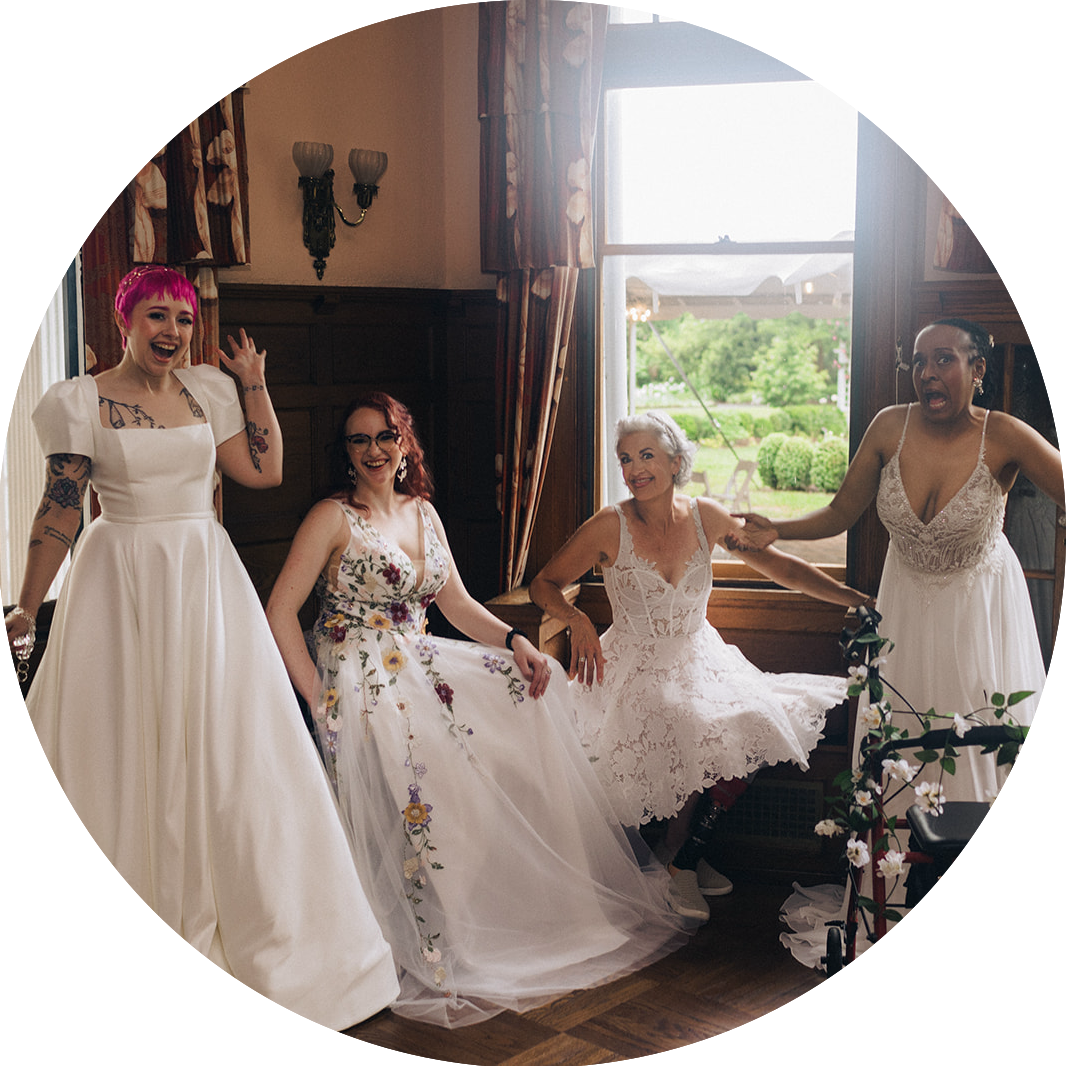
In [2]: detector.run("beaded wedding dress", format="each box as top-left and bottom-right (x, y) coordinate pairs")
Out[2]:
(308, 498), (690, 1028)
(570, 497), (849, 827)
(779, 405), (1045, 969)
(26, 368), (399, 1028)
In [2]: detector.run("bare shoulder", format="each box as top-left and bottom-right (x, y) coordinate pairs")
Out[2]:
(694, 495), (739, 540)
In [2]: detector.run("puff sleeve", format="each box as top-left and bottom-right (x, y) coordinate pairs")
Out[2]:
(178, 364), (246, 446)
(31, 377), (96, 460)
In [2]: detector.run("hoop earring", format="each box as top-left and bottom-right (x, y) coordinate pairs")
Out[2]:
(347, 464), (359, 487)
(396, 455), (408, 483)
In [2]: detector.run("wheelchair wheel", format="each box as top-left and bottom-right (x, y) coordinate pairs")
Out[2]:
(823, 926), (843, 976)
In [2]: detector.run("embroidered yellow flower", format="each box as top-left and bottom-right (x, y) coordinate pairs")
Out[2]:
(324, 688), (339, 709)
(404, 802), (430, 827)
(368, 613), (392, 632)
(383, 649), (406, 673)
(323, 613), (347, 629)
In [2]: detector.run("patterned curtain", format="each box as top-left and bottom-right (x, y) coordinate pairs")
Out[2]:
(479, 0), (606, 591)
(81, 90), (250, 374)
(79, 90), (249, 522)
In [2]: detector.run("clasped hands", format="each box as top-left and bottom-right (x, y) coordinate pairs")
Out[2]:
(724, 513), (779, 553)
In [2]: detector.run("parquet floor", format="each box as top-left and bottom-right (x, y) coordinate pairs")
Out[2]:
(344, 879), (826, 1064)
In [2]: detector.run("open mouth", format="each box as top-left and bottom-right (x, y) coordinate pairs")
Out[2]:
(923, 390), (949, 411)
(151, 342), (177, 362)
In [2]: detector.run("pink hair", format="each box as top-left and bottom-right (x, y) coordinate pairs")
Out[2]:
(114, 265), (198, 329)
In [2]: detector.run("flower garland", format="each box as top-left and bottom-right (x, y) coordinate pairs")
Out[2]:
(818, 609), (1030, 925)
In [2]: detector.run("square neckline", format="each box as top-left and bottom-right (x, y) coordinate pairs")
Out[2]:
(89, 368), (210, 432)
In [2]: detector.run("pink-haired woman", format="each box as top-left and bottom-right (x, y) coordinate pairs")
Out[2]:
(5, 265), (398, 1030)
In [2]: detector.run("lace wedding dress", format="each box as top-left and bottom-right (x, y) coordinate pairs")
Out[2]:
(308, 498), (690, 1028)
(570, 497), (849, 827)
(26, 368), (399, 1028)
(780, 405), (1045, 969)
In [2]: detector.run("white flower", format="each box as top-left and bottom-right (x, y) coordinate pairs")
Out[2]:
(421, 946), (442, 964)
(846, 836), (870, 868)
(853, 790), (875, 808)
(403, 857), (421, 880)
(953, 713), (973, 738)
(877, 850), (907, 878)
(870, 652), (890, 670)
(814, 819), (843, 837)
(433, 966), (448, 987)
(914, 781), (945, 815)
(882, 758), (917, 782)
(848, 664), (868, 683)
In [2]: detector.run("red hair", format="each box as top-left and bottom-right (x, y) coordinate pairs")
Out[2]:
(334, 392), (434, 507)
(114, 265), (198, 329)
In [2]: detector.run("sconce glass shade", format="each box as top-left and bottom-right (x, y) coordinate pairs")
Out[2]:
(292, 141), (334, 179)
(348, 149), (388, 186)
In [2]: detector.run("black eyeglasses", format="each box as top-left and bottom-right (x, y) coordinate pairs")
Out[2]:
(344, 430), (399, 451)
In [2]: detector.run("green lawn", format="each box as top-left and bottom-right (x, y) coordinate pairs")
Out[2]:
(683, 442), (835, 519)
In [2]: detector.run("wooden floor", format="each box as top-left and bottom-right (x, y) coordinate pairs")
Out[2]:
(344, 879), (826, 1064)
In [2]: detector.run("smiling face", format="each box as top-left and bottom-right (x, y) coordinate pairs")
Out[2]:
(617, 430), (681, 498)
(344, 406), (404, 488)
(911, 323), (985, 421)
(117, 295), (195, 378)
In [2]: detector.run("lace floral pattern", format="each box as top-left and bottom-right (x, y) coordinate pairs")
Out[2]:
(877, 405), (1004, 577)
(574, 498), (847, 825)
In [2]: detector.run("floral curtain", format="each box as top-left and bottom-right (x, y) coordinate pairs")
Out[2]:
(81, 90), (250, 374)
(479, 0), (606, 591)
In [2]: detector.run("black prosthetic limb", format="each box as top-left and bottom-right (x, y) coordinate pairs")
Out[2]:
(670, 790), (723, 871)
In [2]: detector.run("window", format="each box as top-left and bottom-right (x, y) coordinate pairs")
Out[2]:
(1, 260), (82, 604)
(600, 14), (857, 569)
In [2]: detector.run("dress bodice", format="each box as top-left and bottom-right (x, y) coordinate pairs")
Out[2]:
(31, 367), (245, 523)
(876, 404), (1005, 575)
(315, 498), (451, 639)
(602, 497), (712, 638)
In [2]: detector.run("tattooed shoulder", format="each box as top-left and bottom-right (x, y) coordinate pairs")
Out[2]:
(181, 387), (205, 421)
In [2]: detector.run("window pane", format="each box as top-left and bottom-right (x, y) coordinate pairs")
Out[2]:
(605, 82), (857, 245)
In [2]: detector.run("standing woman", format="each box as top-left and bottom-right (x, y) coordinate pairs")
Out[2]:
(530, 411), (871, 920)
(266, 392), (691, 1029)
(4, 266), (398, 1029)
(732, 319), (1064, 806)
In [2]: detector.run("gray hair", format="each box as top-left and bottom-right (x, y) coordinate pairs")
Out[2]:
(614, 411), (696, 488)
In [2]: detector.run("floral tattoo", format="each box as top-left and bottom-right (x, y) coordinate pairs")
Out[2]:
(245, 420), (269, 473)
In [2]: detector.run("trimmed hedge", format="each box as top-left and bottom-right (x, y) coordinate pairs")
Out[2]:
(756, 433), (789, 488)
(773, 437), (815, 490)
(811, 435), (849, 493)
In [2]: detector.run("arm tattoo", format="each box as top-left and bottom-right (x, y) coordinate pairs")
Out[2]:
(245, 420), (270, 474)
(35, 454), (91, 520)
(42, 525), (74, 549)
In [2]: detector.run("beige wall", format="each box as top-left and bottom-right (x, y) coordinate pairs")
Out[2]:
(221, 4), (489, 292)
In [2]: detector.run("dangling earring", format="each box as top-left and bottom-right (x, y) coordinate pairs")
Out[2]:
(347, 464), (359, 487)
(396, 455), (408, 483)
(974, 378), (984, 396)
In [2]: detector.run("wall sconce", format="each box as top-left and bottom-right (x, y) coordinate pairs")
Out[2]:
(292, 141), (388, 279)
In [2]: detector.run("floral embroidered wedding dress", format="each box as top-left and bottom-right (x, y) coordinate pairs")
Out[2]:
(308, 498), (689, 1028)
(570, 497), (849, 826)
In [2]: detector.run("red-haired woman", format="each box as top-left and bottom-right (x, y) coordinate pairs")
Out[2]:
(5, 266), (398, 1029)
(267, 391), (691, 1029)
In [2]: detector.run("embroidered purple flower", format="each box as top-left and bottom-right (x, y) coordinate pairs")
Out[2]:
(382, 562), (403, 587)
(388, 601), (411, 625)
(330, 626), (347, 643)
(482, 653), (507, 674)
(434, 682), (454, 708)
(420, 593), (437, 610)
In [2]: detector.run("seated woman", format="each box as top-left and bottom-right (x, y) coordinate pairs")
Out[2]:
(266, 391), (692, 1030)
(530, 411), (872, 920)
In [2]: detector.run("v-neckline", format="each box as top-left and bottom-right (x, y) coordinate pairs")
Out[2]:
(897, 406), (988, 528)
(619, 498), (704, 590)
(348, 499), (430, 590)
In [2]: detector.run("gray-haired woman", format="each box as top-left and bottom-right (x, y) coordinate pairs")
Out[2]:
(531, 411), (871, 920)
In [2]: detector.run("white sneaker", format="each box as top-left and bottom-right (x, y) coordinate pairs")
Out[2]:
(668, 869), (710, 921)
(697, 859), (733, 897)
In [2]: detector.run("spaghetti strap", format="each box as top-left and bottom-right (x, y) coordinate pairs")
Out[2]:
(892, 404), (913, 460)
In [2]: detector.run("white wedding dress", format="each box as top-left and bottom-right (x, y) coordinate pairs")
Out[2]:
(779, 405), (1045, 968)
(308, 498), (691, 1028)
(570, 497), (849, 826)
(26, 367), (399, 1028)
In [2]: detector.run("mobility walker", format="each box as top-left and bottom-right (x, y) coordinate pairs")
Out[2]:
(821, 606), (1030, 975)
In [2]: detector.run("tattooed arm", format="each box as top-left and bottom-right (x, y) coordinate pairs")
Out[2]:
(6, 453), (90, 648)
(214, 328), (284, 488)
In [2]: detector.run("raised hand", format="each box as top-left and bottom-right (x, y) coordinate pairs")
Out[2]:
(217, 328), (267, 387)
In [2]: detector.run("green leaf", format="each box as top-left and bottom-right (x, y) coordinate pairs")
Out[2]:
(915, 749), (940, 764)
(883, 909), (903, 923)
(1008, 690), (1034, 706)
(991, 692), (1005, 707)
(940, 756), (956, 775)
